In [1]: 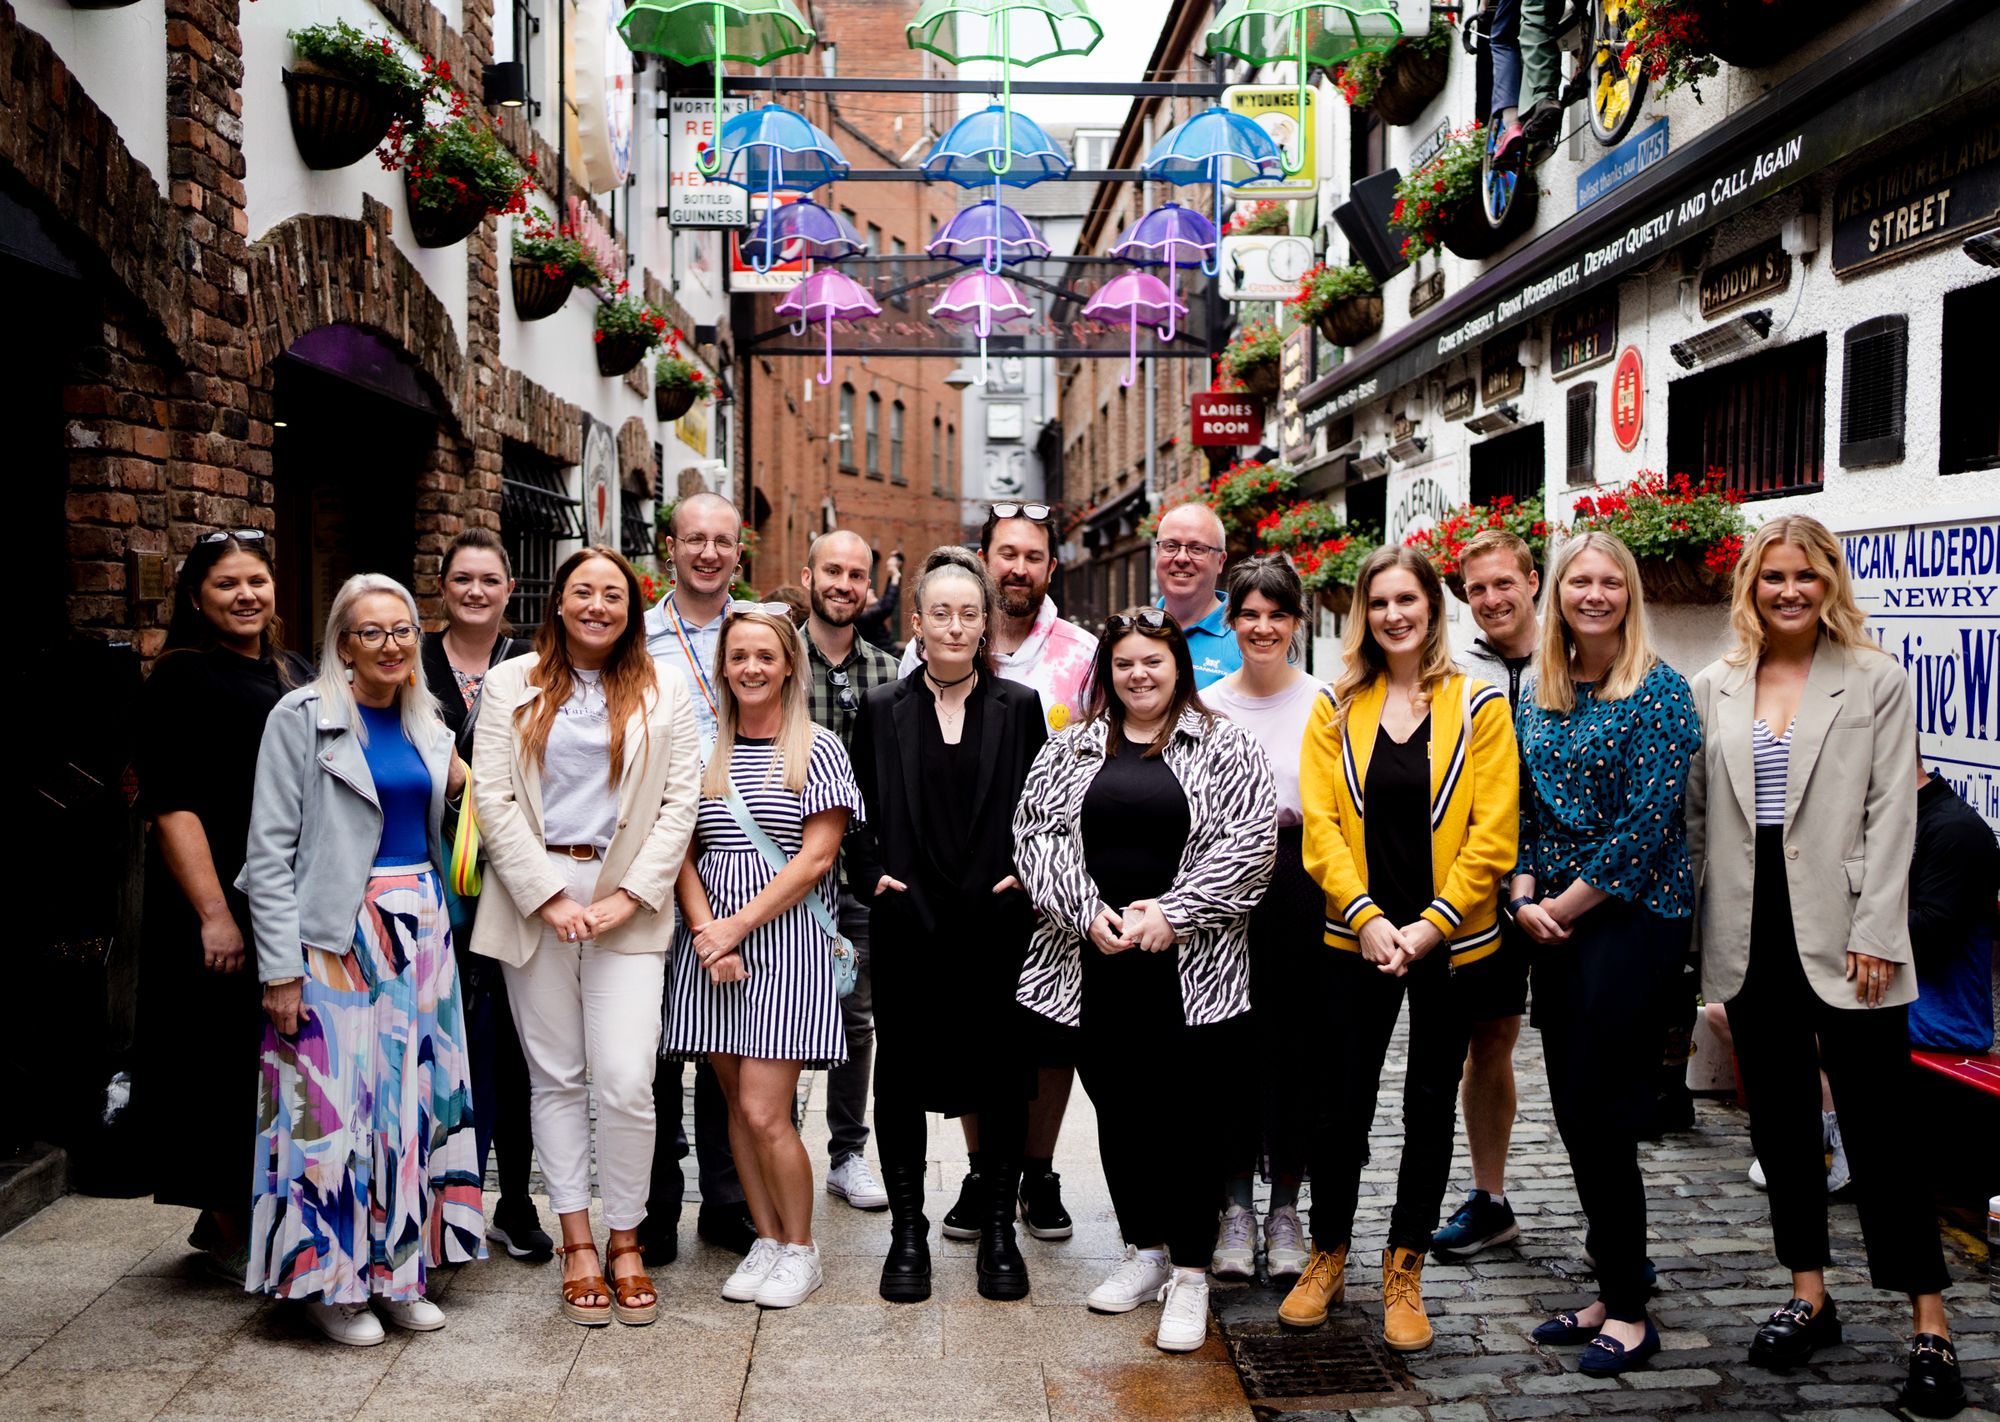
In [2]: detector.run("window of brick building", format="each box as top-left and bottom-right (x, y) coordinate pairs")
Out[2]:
(1667, 335), (1826, 499)
(946, 423), (956, 494)
(501, 442), (582, 626)
(839, 384), (856, 471)
(1941, 276), (2000, 474)
(866, 392), (881, 477)
(891, 401), (906, 484)
(932, 414), (943, 492)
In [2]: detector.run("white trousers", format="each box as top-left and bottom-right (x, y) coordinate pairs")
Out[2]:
(501, 851), (665, 1230)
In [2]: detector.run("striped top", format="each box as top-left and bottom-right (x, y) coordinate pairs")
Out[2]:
(1751, 717), (1790, 827)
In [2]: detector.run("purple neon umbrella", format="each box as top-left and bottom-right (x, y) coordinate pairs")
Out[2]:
(1081, 271), (1185, 388)
(1109, 202), (1218, 338)
(741, 198), (864, 272)
(929, 270), (1033, 383)
(776, 270), (881, 385)
(928, 199), (1052, 274)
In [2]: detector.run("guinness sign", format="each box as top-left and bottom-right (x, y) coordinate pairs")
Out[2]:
(1699, 235), (1792, 319)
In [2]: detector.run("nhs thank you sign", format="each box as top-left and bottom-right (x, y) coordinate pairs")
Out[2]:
(1843, 514), (2000, 836)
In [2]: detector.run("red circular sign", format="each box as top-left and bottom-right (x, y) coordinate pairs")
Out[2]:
(1610, 345), (1644, 452)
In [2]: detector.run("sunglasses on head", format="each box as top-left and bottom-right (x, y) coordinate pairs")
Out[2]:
(200, 529), (267, 545)
(989, 502), (1051, 522)
(725, 600), (796, 622)
(1104, 608), (1173, 634)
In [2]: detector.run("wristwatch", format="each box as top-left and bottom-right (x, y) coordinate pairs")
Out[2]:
(1505, 894), (1536, 920)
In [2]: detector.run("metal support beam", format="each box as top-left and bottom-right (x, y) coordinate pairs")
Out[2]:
(717, 75), (1225, 98)
(744, 346), (1215, 358)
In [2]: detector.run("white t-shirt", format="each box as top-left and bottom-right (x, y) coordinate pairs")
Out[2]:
(1204, 672), (1326, 828)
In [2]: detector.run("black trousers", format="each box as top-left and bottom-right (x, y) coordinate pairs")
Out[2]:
(1724, 826), (1951, 1296)
(1533, 897), (1688, 1321)
(463, 951), (535, 1201)
(874, 1093), (1028, 1173)
(1306, 944), (1474, 1254)
(1230, 829), (1322, 1185)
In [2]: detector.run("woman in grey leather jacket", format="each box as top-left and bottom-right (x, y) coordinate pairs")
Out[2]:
(239, 573), (482, 1348)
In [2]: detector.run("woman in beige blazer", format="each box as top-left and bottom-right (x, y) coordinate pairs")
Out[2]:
(1688, 515), (1960, 1418)
(471, 546), (701, 1329)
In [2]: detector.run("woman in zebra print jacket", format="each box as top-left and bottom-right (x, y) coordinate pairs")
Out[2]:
(1013, 607), (1277, 1355)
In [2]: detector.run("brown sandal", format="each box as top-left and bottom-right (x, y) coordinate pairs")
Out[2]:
(605, 1242), (659, 1326)
(554, 1241), (611, 1326)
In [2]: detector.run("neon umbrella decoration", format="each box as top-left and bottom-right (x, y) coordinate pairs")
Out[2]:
(923, 106), (1071, 216)
(740, 197), (863, 273)
(1144, 106), (1283, 229)
(714, 104), (849, 195)
(929, 270), (1035, 384)
(776, 269), (881, 386)
(1082, 271), (1186, 389)
(1202, 0), (1408, 174)
(927, 199), (1051, 274)
(617, 0), (817, 177)
(1109, 201), (1218, 337)
(906, 0), (1100, 177)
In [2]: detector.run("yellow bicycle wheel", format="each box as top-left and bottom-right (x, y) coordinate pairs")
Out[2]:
(1589, 0), (1648, 146)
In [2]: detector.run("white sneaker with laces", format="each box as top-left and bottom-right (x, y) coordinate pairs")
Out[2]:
(1264, 1204), (1308, 1279)
(1210, 1204), (1256, 1278)
(377, 1297), (445, 1332)
(754, 1243), (824, 1308)
(1086, 1246), (1174, 1314)
(304, 1300), (386, 1347)
(1155, 1270), (1211, 1352)
(826, 1154), (890, 1210)
(722, 1237), (785, 1302)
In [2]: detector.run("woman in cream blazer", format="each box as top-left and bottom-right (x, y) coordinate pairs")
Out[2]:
(471, 547), (701, 1329)
(1688, 515), (1960, 1418)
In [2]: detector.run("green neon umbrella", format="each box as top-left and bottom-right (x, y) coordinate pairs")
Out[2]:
(1203, 0), (1409, 175)
(906, 0), (1101, 176)
(619, 0), (816, 175)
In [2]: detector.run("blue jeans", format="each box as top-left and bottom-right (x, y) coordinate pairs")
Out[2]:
(826, 893), (876, 1164)
(1489, 0), (1560, 113)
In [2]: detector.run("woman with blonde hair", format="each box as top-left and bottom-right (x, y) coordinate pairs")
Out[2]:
(667, 603), (864, 1310)
(1513, 529), (1700, 1375)
(472, 547), (702, 1328)
(1280, 547), (1518, 1353)
(1687, 516), (1961, 1416)
(240, 573), (480, 1346)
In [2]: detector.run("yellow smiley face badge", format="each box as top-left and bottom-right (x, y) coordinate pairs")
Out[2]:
(1047, 703), (1071, 732)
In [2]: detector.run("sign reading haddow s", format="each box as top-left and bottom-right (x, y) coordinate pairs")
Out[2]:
(1842, 514), (2000, 836)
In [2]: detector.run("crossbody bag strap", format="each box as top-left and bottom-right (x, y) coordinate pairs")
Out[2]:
(719, 789), (840, 940)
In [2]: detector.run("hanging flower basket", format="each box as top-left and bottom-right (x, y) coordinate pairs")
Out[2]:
(510, 260), (573, 321)
(1634, 556), (1731, 604)
(407, 181), (489, 248)
(1317, 582), (1354, 617)
(1316, 293), (1384, 346)
(1569, 470), (1749, 601)
(596, 331), (654, 378)
(1236, 357), (1281, 402)
(1372, 46), (1450, 126)
(1439, 180), (1539, 261)
(655, 382), (699, 421)
(283, 67), (405, 170)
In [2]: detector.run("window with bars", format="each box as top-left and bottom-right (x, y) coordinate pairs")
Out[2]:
(1667, 335), (1826, 499)
(890, 401), (906, 484)
(1566, 383), (1597, 485)
(619, 476), (653, 564)
(839, 384), (856, 471)
(501, 443), (582, 626)
(1840, 315), (1907, 468)
(866, 393), (881, 477)
(1941, 276), (2000, 474)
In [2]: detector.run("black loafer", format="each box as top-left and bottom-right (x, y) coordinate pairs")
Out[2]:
(1747, 1296), (1840, 1370)
(1901, 1333), (1967, 1419)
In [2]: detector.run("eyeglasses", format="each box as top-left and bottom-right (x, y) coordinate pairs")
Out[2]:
(825, 664), (858, 712)
(920, 608), (984, 628)
(725, 600), (795, 622)
(674, 534), (739, 554)
(989, 502), (1051, 522)
(1155, 539), (1222, 560)
(345, 623), (417, 649)
(200, 529), (267, 545)
(1104, 608), (1173, 634)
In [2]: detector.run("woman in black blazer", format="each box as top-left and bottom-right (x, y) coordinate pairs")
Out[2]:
(849, 547), (1049, 1305)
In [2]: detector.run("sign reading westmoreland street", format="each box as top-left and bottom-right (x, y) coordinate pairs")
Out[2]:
(1191, 392), (1265, 447)
(1833, 108), (2000, 275)
(1699, 234), (1792, 319)
(669, 97), (749, 227)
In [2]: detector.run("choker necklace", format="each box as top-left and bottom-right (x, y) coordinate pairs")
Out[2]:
(925, 665), (976, 690)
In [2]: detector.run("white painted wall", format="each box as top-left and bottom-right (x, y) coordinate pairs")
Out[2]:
(16, 0), (169, 189)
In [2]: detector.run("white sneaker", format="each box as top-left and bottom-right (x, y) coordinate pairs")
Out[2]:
(1748, 1157), (1769, 1190)
(1086, 1246), (1174, 1314)
(1264, 1204), (1308, 1279)
(1211, 1205), (1256, 1279)
(826, 1155), (890, 1210)
(722, 1237), (785, 1302)
(377, 1297), (446, 1332)
(303, 1300), (386, 1347)
(754, 1244), (824, 1308)
(1824, 1111), (1851, 1193)
(1156, 1270), (1211, 1352)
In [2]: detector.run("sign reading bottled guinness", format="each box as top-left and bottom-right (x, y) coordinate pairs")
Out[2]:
(1699, 235), (1792, 319)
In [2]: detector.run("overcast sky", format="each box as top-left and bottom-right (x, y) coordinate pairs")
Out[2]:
(953, 0), (1176, 130)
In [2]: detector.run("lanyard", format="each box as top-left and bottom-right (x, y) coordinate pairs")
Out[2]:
(665, 594), (719, 721)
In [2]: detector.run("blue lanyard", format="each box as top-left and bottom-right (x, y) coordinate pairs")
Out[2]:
(664, 594), (718, 717)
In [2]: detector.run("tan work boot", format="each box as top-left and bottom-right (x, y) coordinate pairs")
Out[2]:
(1277, 1242), (1347, 1328)
(1381, 1246), (1433, 1351)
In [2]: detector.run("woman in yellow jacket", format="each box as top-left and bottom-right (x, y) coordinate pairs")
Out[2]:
(1279, 547), (1519, 1353)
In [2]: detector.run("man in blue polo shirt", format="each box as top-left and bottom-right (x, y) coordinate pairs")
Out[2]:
(1153, 501), (1242, 689)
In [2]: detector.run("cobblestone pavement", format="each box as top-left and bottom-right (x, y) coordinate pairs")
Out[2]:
(0, 1013), (1991, 1421)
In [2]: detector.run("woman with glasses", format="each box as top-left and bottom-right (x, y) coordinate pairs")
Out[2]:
(135, 530), (306, 1282)
(665, 603), (864, 1310)
(240, 574), (480, 1346)
(848, 548), (1049, 1304)
(472, 547), (702, 1328)
(1280, 548), (1518, 1355)
(419, 528), (549, 1263)
(1015, 607), (1276, 1355)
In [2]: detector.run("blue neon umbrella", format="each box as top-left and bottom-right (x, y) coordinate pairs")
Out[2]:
(715, 104), (851, 217)
(1143, 106), (1282, 232)
(923, 106), (1071, 211)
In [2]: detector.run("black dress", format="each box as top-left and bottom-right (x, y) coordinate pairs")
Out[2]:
(133, 647), (306, 1214)
(1078, 742), (1193, 1042)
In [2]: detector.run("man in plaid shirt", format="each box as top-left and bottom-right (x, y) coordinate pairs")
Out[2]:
(799, 530), (901, 1211)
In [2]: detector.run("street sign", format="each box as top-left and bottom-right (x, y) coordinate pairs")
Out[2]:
(1191, 392), (1265, 447)
(1223, 84), (1317, 200)
(1219, 234), (1315, 301)
(1611, 346), (1644, 451)
(669, 97), (748, 228)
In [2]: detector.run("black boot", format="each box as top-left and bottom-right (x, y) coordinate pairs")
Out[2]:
(976, 1159), (1030, 1301)
(879, 1163), (932, 1303)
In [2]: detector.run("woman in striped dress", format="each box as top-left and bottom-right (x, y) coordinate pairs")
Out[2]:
(668, 604), (862, 1310)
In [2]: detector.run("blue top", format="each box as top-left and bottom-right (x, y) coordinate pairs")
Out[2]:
(358, 703), (433, 863)
(1516, 659), (1700, 920)
(1161, 592), (1243, 690)
(1907, 773), (1999, 1052)
(644, 592), (723, 749)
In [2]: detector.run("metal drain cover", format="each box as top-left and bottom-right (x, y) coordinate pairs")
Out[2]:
(1217, 1316), (1421, 1411)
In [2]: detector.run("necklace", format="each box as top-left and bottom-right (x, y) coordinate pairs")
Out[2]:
(925, 665), (976, 689)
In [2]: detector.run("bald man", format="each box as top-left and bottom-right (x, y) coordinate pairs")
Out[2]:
(1152, 501), (1242, 689)
(643, 491), (742, 747)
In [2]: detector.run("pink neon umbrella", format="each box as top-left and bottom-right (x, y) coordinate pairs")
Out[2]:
(1081, 271), (1186, 387)
(929, 270), (1033, 383)
(775, 270), (882, 384)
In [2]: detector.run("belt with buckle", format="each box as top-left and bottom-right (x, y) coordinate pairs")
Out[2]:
(546, 843), (599, 860)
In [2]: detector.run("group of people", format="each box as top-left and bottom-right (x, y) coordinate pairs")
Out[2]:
(132, 495), (1983, 1418)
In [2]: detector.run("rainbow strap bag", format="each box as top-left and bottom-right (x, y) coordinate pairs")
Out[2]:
(449, 768), (482, 898)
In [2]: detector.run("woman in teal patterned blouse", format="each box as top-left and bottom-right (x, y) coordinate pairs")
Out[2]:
(1509, 530), (1700, 1378)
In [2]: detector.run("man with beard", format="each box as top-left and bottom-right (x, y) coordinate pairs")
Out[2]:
(799, 530), (901, 1211)
(898, 502), (1097, 1242)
